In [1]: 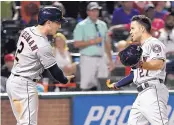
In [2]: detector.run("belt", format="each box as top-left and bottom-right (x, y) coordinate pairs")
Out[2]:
(137, 79), (164, 92)
(13, 74), (39, 82)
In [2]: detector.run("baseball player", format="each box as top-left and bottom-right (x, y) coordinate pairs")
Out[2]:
(6, 7), (74, 125)
(107, 15), (169, 125)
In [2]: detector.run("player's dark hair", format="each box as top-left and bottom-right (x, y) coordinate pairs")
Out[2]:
(131, 15), (152, 33)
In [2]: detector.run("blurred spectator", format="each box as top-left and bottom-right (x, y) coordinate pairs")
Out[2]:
(105, 1), (116, 14)
(1, 54), (15, 78)
(171, 1), (174, 12)
(165, 51), (174, 87)
(153, 1), (169, 20)
(42, 33), (77, 92)
(0, 76), (7, 93)
(1, 1), (19, 20)
(114, 40), (129, 66)
(73, 2), (114, 91)
(166, 52), (174, 74)
(77, 12), (83, 23)
(114, 40), (131, 75)
(52, 2), (66, 15)
(100, 2), (112, 26)
(144, 4), (165, 37)
(109, 3), (164, 39)
(112, 1), (139, 25)
(115, 40), (129, 52)
(20, 1), (40, 26)
(53, 33), (76, 76)
(158, 12), (174, 53)
(36, 84), (45, 92)
(61, 1), (80, 18)
(133, 1), (153, 14)
(143, 4), (156, 20)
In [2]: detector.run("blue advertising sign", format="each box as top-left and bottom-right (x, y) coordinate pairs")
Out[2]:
(73, 93), (174, 125)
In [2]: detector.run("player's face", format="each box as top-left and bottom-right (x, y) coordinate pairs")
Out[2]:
(48, 21), (61, 35)
(130, 21), (143, 42)
(87, 9), (99, 21)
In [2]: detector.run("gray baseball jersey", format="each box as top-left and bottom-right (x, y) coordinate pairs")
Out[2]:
(11, 26), (56, 79)
(128, 37), (169, 125)
(133, 37), (166, 85)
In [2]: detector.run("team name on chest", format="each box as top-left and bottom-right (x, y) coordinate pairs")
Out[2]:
(21, 31), (38, 51)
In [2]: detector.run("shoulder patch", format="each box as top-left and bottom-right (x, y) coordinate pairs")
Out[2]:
(152, 44), (162, 53)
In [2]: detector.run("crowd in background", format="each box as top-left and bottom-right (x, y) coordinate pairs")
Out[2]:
(1, 1), (174, 93)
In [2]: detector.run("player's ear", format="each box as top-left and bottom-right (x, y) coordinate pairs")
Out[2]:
(46, 20), (52, 26)
(45, 20), (50, 27)
(141, 26), (145, 33)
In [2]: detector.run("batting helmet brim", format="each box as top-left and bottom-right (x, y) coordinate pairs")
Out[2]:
(54, 17), (68, 24)
(60, 17), (68, 23)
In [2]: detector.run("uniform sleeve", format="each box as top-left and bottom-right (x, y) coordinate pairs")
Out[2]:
(37, 46), (57, 69)
(142, 43), (151, 58)
(73, 24), (84, 41)
(150, 43), (166, 60)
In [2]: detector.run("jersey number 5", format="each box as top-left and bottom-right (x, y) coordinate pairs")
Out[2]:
(15, 41), (24, 61)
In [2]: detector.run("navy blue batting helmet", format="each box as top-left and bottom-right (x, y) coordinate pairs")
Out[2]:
(38, 7), (67, 25)
(118, 44), (143, 67)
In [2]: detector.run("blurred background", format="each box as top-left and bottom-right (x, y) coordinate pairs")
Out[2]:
(1, 1), (174, 125)
(1, 1), (174, 93)
(1, 1), (174, 92)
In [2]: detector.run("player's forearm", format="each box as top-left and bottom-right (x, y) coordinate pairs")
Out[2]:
(114, 71), (134, 88)
(141, 59), (164, 70)
(73, 41), (91, 48)
(47, 64), (68, 84)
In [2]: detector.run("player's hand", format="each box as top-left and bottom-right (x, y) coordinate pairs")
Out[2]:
(66, 75), (75, 83)
(106, 79), (114, 88)
(106, 79), (119, 90)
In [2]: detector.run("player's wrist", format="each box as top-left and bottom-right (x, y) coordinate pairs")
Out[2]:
(113, 82), (119, 89)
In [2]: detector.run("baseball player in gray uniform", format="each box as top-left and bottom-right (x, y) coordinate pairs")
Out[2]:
(6, 7), (74, 125)
(107, 15), (169, 125)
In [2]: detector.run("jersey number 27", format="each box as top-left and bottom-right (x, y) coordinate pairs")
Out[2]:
(139, 68), (149, 77)
(15, 41), (24, 61)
